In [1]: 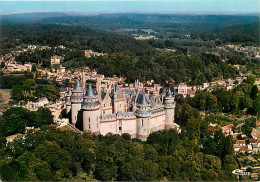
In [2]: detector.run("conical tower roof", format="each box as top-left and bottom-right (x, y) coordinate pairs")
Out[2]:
(85, 84), (95, 97)
(115, 84), (121, 92)
(73, 80), (82, 91)
(136, 93), (149, 105)
(67, 89), (72, 96)
(166, 88), (173, 97)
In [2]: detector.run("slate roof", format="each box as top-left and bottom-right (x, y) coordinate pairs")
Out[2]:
(115, 85), (121, 92)
(136, 93), (149, 105)
(85, 84), (95, 97)
(166, 88), (173, 97)
(73, 80), (82, 91)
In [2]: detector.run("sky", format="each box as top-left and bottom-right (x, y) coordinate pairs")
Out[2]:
(0, 0), (259, 15)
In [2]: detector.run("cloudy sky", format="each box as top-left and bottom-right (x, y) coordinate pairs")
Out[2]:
(0, 0), (259, 15)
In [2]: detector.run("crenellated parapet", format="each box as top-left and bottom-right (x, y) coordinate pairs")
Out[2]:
(163, 88), (176, 129)
(164, 88), (175, 109)
(135, 93), (151, 118)
(81, 84), (101, 133)
(71, 80), (84, 103)
(82, 84), (100, 111)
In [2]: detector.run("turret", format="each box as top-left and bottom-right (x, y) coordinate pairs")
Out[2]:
(135, 93), (151, 140)
(65, 89), (72, 114)
(82, 84), (101, 134)
(135, 79), (139, 88)
(71, 80), (84, 127)
(112, 84), (126, 113)
(164, 88), (175, 129)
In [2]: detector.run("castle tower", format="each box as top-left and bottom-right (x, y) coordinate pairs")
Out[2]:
(82, 84), (101, 134)
(135, 79), (139, 88)
(164, 88), (175, 129)
(113, 85), (126, 113)
(65, 89), (72, 114)
(101, 84), (113, 115)
(135, 93), (151, 140)
(71, 80), (84, 127)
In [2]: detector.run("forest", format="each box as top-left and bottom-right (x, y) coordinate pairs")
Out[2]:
(0, 104), (237, 181)
(0, 72), (60, 102)
(1, 13), (258, 86)
(13, 49), (239, 85)
(0, 107), (54, 137)
(1, 14), (259, 55)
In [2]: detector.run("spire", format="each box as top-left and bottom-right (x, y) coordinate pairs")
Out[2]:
(136, 93), (149, 105)
(166, 88), (172, 97)
(85, 84), (95, 97)
(68, 89), (72, 95)
(136, 79), (139, 87)
(73, 80), (82, 91)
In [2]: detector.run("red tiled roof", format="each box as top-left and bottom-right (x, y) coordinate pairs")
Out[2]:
(208, 126), (215, 132)
(236, 140), (246, 144)
(251, 128), (260, 139)
(252, 144), (259, 148)
(222, 124), (234, 131)
(233, 144), (240, 148)
(249, 138), (257, 144)
(239, 146), (248, 151)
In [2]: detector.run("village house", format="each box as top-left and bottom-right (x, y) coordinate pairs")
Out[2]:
(222, 124), (234, 136)
(84, 50), (107, 58)
(51, 55), (63, 65)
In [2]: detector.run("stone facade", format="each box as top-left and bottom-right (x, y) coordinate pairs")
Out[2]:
(66, 79), (179, 140)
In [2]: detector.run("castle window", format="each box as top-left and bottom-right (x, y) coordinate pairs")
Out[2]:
(103, 110), (105, 114)
(89, 124), (91, 129)
(97, 116), (98, 121)
(89, 118), (90, 123)
(97, 123), (98, 128)
(104, 104), (105, 107)
(142, 119), (143, 127)
(119, 126), (122, 130)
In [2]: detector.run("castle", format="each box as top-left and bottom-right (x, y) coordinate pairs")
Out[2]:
(65, 79), (179, 140)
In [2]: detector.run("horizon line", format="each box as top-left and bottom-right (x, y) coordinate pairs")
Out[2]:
(1, 11), (260, 16)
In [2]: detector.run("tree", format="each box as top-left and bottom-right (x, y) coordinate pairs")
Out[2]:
(250, 85), (258, 100)
(31, 64), (37, 72)
(59, 108), (68, 119)
(0, 62), (5, 69)
(16, 153), (52, 181)
(245, 75), (255, 85)
(0, 107), (30, 137)
(0, 107), (54, 137)
(252, 95), (260, 118)
(121, 133), (131, 140)
(33, 107), (54, 127)
(33, 141), (74, 180)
